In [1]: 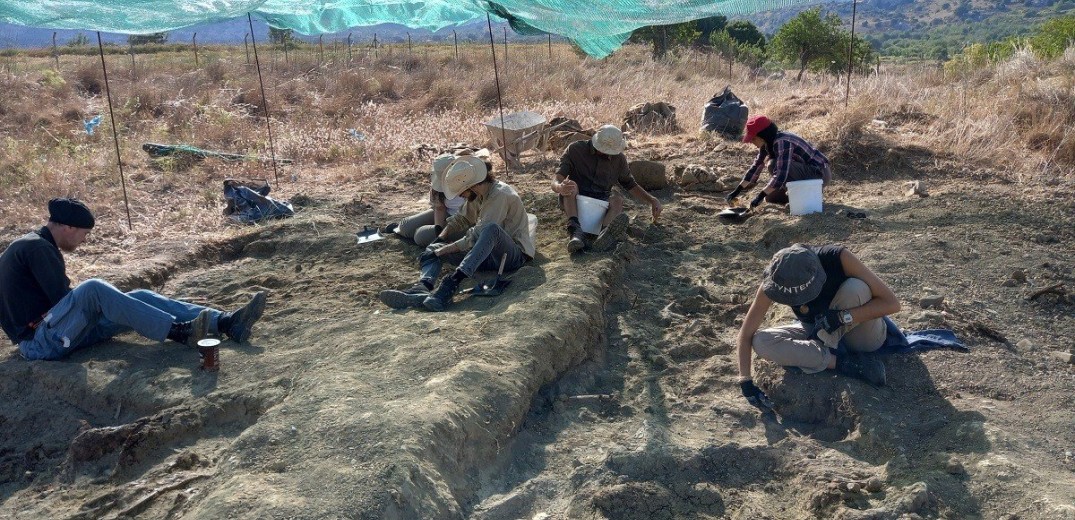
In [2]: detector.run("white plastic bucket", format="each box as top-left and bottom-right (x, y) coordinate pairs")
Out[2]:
(787, 179), (824, 216)
(576, 195), (609, 234)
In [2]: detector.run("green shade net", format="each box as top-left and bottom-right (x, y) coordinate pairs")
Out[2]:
(1, 0), (841, 57)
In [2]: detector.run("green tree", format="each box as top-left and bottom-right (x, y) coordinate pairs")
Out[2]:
(269, 27), (294, 45)
(770, 8), (843, 80)
(1031, 14), (1075, 59)
(696, 15), (728, 45)
(710, 29), (767, 68)
(630, 22), (701, 59)
(725, 20), (766, 49)
(65, 33), (89, 47)
(127, 32), (168, 46)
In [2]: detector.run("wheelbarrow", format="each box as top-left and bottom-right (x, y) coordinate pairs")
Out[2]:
(468, 253), (511, 297)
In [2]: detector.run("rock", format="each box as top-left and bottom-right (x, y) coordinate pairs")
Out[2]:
(1002, 278), (1019, 287)
(865, 477), (884, 492)
(904, 180), (928, 197)
(919, 294), (944, 309)
(628, 160), (669, 190)
(1016, 339), (1033, 350)
(1011, 269), (1027, 283)
(945, 459), (965, 475)
(1048, 351), (1074, 364)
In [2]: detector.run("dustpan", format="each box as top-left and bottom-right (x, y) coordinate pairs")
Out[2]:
(717, 207), (751, 223)
(356, 225), (386, 244)
(469, 253), (512, 297)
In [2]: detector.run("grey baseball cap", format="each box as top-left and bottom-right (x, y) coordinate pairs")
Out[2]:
(761, 244), (827, 306)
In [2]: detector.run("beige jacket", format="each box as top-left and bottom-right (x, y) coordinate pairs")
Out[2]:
(444, 181), (535, 259)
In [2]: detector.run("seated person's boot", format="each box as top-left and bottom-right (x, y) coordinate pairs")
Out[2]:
(379, 280), (433, 309)
(591, 213), (629, 252)
(835, 352), (886, 386)
(423, 275), (463, 312)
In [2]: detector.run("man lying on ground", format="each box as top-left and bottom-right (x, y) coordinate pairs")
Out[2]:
(386, 153), (467, 248)
(378, 157), (535, 312)
(734, 244), (901, 407)
(726, 115), (832, 211)
(553, 125), (662, 253)
(0, 198), (267, 361)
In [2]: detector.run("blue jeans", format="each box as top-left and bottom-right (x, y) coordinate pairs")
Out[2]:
(18, 279), (223, 361)
(420, 223), (527, 282)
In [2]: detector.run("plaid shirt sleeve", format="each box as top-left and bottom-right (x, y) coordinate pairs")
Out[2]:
(742, 148), (768, 184)
(767, 139), (794, 190)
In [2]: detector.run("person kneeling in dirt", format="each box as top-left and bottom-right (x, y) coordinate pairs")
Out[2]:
(725, 115), (832, 210)
(553, 125), (662, 253)
(386, 153), (467, 248)
(378, 157), (535, 312)
(0, 198), (268, 361)
(735, 244), (901, 407)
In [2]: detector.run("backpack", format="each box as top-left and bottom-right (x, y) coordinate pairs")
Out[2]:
(700, 86), (750, 140)
(222, 179), (294, 224)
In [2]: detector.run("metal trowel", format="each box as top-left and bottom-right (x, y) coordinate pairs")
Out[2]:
(355, 225), (386, 244)
(468, 253), (511, 297)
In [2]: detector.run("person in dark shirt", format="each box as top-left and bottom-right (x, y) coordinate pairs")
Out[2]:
(733, 243), (902, 408)
(552, 125), (662, 253)
(0, 198), (268, 361)
(725, 115), (832, 210)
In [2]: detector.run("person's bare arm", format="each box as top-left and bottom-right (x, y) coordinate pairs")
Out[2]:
(838, 249), (901, 323)
(628, 185), (662, 221)
(737, 286), (773, 380)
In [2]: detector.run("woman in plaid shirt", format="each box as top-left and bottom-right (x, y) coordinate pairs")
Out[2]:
(726, 115), (832, 209)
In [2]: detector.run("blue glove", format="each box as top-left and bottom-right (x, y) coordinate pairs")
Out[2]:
(740, 380), (774, 409)
(750, 192), (766, 209)
(814, 309), (847, 334)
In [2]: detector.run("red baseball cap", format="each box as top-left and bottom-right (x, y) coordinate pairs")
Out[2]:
(742, 115), (772, 143)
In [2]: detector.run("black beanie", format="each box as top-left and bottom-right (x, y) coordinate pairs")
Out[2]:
(48, 198), (95, 229)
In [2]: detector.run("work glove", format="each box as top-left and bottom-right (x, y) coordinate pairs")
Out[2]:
(749, 191), (766, 209)
(725, 185), (744, 204)
(740, 379), (774, 410)
(814, 309), (846, 334)
(418, 245), (442, 265)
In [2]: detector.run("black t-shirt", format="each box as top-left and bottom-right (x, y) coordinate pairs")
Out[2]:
(0, 227), (71, 343)
(790, 245), (848, 329)
(556, 140), (637, 201)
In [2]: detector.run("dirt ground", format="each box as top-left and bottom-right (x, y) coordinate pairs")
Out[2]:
(1, 123), (1074, 519)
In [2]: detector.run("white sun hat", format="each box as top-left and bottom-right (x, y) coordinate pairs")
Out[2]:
(430, 153), (455, 193)
(442, 156), (488, 200)
(591, 124), (626, 155)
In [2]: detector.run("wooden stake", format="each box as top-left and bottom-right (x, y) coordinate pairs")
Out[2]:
(192, 33), (199, 68)
(96, 32), (133, 230)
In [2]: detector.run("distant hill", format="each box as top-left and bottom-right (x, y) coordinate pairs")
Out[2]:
(748, 0), (1075, 57)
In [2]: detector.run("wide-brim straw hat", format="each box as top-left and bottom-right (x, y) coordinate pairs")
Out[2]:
(430, 153), (455, 193)
(442, 156), (488, 200)
(591, 124), (626, 155)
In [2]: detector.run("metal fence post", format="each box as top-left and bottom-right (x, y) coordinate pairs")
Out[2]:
(192, 33), (199, 67)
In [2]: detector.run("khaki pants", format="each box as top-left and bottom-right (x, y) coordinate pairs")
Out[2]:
(751, 278), (886, 373)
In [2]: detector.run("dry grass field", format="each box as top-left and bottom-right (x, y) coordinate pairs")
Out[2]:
(1, 41), (1074, 519)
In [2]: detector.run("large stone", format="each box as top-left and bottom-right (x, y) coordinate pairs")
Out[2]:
(919, 294), (944, 309)
(629, 160), (669, 190)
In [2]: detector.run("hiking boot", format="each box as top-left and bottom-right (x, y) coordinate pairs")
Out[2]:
(567, 226), (587, 253)
(835, 353), (887, 386)
(167, 309), (211, 348)
(220, 291), (267, 343)
(591, 213), (629, 252)
(379, 286), (429, 309)
(423, 276), (462, 312)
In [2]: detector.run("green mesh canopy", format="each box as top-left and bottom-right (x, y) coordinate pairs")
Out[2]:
(1, 1), (840, 57)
